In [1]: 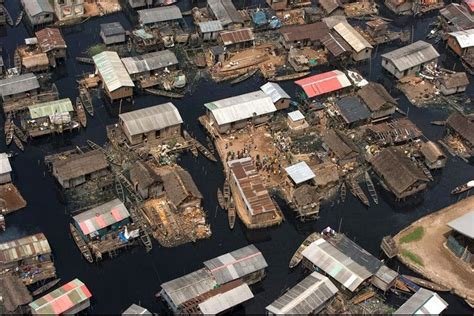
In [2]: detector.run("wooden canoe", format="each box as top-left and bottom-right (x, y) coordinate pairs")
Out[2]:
(347, 177), (370, 207)
(32, 278), (61, 296)
(223, 180), (230, 210)
(402, 275), (451, 292)
(70, 224), (94, 263)
(75, 97), (87, 127)
(4, 115), (13, 146)
(269, 71), (310, 82)
(365, 171), (378, 205)
(13, 124), (27, 143)
(13, 134), (24, 151)
(217, 188), (225, 209)
(228, 198), (236, 229)
(289, 232), (320, 268)
(145, 88), (184, 98)
(339, 182), (346, 203)
(80, 88), (94, 117)
(231, 69), (258, 85)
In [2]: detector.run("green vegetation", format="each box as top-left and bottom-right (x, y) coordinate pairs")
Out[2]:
(401, 249), (424, 266)
(168, 138), (177, 148)
(88, 44), (107, 58)
(400, 227), (424, 244)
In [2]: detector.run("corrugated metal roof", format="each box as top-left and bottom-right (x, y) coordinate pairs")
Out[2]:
(0, 233), (51, 264)
(28, 98), (73, 119)
(119, 103), (183, 136)
(22, 0), (54, 17)
(260, 82), (290, 103)
(198, 283), (254, 314)
(449, 29), (474, 48)
(219, 28), (255, 46)
(208, 0), (244, 26)
(198, 20), (224, 33)
(0, 153), (12, 174)
(205, 91), (276, 126)
(285, 161), (316, 185)
(204, 244), (268, 284)
(295, 70), (351, 98)
(93, 51), (134, 92)
(287, 110), (305, 122)
(447, 211), (474, 239)
(73, 199), (130, 235)
(122, 50), (178, 75)
(381, 40), (440, 72)
(394, 288), (448, 315)
(161, 268), (217, 307)
(302, 238), (372, 292)
(29, 279), (92, 315)
(336, 96), (370, 124)
(35, 28), (67, 53)
(138, 6), (182, 25)
(266, 271), (338, 314)
(100, 22), (125, 37)
(122, 304), (152, 315)
(333, 22), (372, 52)
(0, 73), (40, 97)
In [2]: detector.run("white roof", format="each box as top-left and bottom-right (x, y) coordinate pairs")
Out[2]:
(198, 283), (254, 314)
(260, 82), (290, 103)
(394, 288), (448, 315)
(93, 51), (134, 92)
(287, 110), (305, 122)
(449, 29), (474, 48)
(333, 22), (372, 53)
(285, 161), (315, 185)
(0, 153), (12, 174)
(204, 91), (277, 126)
(447, 211), (474, 239)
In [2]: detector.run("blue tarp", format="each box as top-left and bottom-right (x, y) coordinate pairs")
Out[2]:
(253, 11), (267, 26)
(269, 16), (281, 29)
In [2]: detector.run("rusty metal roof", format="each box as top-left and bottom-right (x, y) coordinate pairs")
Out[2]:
(219, 28), (254, 46)
(35, 28), (67, 53)
(0, 233), (51, 264)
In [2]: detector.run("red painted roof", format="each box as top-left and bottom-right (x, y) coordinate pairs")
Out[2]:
(464, 0), (474, 11)
(295, 70), (351, 98)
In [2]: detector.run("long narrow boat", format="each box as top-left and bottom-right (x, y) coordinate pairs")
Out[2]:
(217, 188), (225, 209)
(289, 232), (321, 268)
(15, 10), (24, 26)
(80, 88), (94, 116)
(75, 97), (87, 127)
(451, 180), (474, 195)
(339, 182), (346, 203)
(4, 115), (14, 146)
(207, 136), (215, 155)
(228, 198), (236, 229)
(347, 177), (370, 207)
(13, 124), (27, 143)
(75, 56), (94, 65)
(402, 275), (451, 292)
(145, 88), (184, 99)
(430, 120), (445, 126)
(223, 180), (230, 210)
(13, 134), (24, 151)
(70, 223), (94, 263)
(231, 69), (258, 85)
(269, 71), (310, 82)
(393, 278), (412, 294)
(194, 139), (217, 162)
(32, 278), (61, 296)
(365, 171), (378, 205)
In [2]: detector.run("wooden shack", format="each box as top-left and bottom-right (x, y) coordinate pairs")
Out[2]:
(137, 6), (182, 28)
(0, 233), (56, 286)
(21, 0), (55, 26)
(122, 304), (152, 315)
(0, 276), (33, 313)
(322, 31), (353, 62)
(158, 166), (202, 212)
(319, 0), (344, 15)
(295, 70), (352, 99)
(29, 279), (92, 315)
(287, 110), (309, 130)
(447, 29), (474, 57)
(204, 91), (276, 134)
(197, 20), (224, 42)
(218, 28), (255, 51)
(260, 82), (291, 110)
(227, 157), (282, 229)
(266, 0), (289, 10)
(52, 150), (109, 189)
(437, 72), (469, 95)
(93, 51), (135, 101)
(54, 0), (85, 21)
(331, 22), (373, 62)
(335, 96), (371, 127)
(420, 141), (446, 169)
(33, 28), (66, 68)
(118, 102), (183, 146)
(370, 147), (429, 200)
(285, 161), (319, 221)
(384, 0), (413, 15)
(100, 22), (126, 45)
(0, 153), (12, 184)
(439, 4), (474, 33)
(266, 272), (338, 315)
(129, 161), (163, 200)
(128, 0), (153, 9)
(445, 112), (474, 157)
(395, 288), (448, 314)
(278, 23), (329, 49)
(357, 82), (397, 121)
(0, 73), (40, 103)
(207, 0), (244, 29)
(322, 129), (359, 165)
(446, 211), (474, 268)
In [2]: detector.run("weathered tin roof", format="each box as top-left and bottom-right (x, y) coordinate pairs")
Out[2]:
(394, 288), (448, 315)
(121, 50), (178, 75)
(279, 22), (329, 43)
(0, 233), (51, 264)
(295, 70), (351, 98)
(207, 0), (244, 26)
(449, 29), (474, 48)
(420, 141), (445, 164)
(119, 103), (183, 136)
(35, 28), (67, 53)
(0, 153), (12, 174)
(0, 73), (40, 97)
(336, 96), (370, 124)
(357, 82), (397, 112)
(285, 161), (316, 185)
(198, 282), (254, 314)
(28, 98), (73, 119)
(440, 3), (474, 32)
(266, 271), (338, 314)
(219, 28), (254, 46)
(198, 20), (224, 33)
(287, 110), (305, 122)
(73, 198), (130, 236)
(260, 82), (290, 103)
(29, 279), (92, 315)
(446, 112), (474, 145)
(161, 268), (217, 307)
(93, 51), (134, 92)
(302, 238), (371, 292)
(122, 304), (152, 315)
(53, 150), (108, 182)
(381, 40), (439, 72)
(204, 244), (267, 284)
(22, 0), (54, 17)
(138, 6), (182, 25)
(205, 91), (276, 126)
(100, 22), (126, 37)
(333, 22), (372, 52)
(447, 211), (474, 239)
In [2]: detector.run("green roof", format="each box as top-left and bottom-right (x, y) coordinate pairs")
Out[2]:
(28, 98), (73, 119)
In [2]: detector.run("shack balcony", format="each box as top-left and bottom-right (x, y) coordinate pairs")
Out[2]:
(22, 114), (80, 138)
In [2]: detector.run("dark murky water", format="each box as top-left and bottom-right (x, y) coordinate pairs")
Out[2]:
(0, 0), (473, 313)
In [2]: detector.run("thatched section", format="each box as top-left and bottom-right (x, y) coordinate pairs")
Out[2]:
(357, 83), (397, 112)
(158, 167), (202, 210)
(446, 112), (474, 148)
(322, 130), (359, 163)
(130, 161), (162, 193)
(0, 276), (32, 312)
(53, 150), (109, 181)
